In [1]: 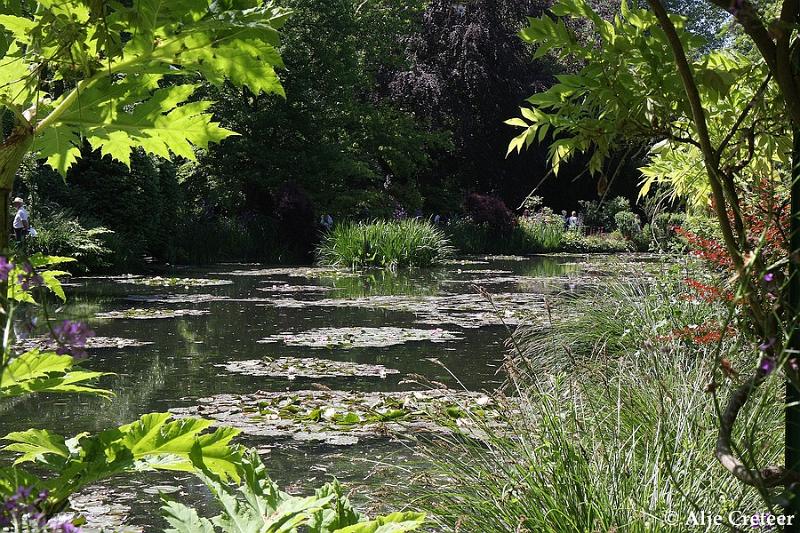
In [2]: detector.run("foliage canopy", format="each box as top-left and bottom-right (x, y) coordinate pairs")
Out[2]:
(0, 0), (288, 184)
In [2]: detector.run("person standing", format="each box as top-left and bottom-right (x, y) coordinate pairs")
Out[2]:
(12, 197), (29, 241)
(567, 210), (579, 230)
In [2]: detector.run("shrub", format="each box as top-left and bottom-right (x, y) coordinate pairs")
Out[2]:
(445, 215), (564, 255)
(579, 196), (630, 230)
(317, 219), (453, 268)
(614, 211), (640, 240)
(23, 206), (113, 272)
(560, 230), (631, 253)
(652, 212), (687, 251)
(517, 215), (565, 251)
(464, 193), (516, 233)
(615, 211), (651, 252)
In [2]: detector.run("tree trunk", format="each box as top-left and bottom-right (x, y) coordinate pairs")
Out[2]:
(788, 117), (800, 531)
(0, 125), (33, 253)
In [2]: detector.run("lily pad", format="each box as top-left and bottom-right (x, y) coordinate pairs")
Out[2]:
(210, 267), (359, 279)
(170, 389), (495, 445)
(70, 486), (142, 533)
(257, 284), (335, 294)
(17, 336), (153, 352)
(480, 255), (530, 261)
(258, 327), (461, 348)
(125, 294), (272, 304)
(113, 276), (233, 287)
(95, 308), (211, 320)
(261, 292), (548, 328)
(442, 259), (490, 266)
(126, 294), (231, 304)
(218, 357), (400, 379)
(453, 269), (514, 275)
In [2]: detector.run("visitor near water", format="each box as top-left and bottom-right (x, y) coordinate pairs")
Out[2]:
(12, 197), (29, 241)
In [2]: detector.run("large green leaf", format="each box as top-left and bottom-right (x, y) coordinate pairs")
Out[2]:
(2, 428), (69, 465)
(37, 81), (235, 170)
(307, 480), (362, 532)
(3, 413), (243, 506)
(333, 513), (426, 533)
(162, 500), (217, 533)
(20, 0), (288, 175)
(120, 413), (242, 481)
(0, 466), (43, 495)
(0, 350), (112, 399)
(161, 450), (425, 533)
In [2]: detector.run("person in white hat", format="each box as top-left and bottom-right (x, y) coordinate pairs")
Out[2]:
(12, 197), (29, 241)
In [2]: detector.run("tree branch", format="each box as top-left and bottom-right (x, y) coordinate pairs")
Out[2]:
(775, 0), (800, 125)
(716, 371), (800, 487)
(705, 0), (778, 72)
(716, 73), (771, 159)
(647, 0), (746, 270)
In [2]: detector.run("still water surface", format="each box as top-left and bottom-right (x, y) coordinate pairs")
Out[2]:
(1, 255), (590, 530)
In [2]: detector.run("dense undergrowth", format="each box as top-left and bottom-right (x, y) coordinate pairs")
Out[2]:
(418, 263), (780, 531)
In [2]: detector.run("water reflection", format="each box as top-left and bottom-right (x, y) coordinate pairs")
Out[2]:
(0, 255), (586, 529)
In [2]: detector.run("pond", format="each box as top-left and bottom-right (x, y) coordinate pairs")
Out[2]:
(0, 254), (649, 531)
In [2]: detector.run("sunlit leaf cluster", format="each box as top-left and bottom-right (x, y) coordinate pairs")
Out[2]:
(507, 0), (788, 206)
(0, 0), (288, 177)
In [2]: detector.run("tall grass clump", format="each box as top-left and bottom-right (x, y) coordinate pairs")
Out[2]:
(420, 354), (775, 532)
(418, 265), (779, 531)
(516, 267), (719, 371)
(317, 219), (454, 268)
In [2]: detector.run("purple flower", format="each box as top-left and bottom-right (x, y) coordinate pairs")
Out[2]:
(52, 320), (95, 359)
(759, 337), (776, 352)
(764, 273), (775, 282)
(0, 485), (50, 529)
(760, 357), (777, 375)
(48, 519), (82, 532)
(0, 256), (14, 281)
(17, 263), (43, 291)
